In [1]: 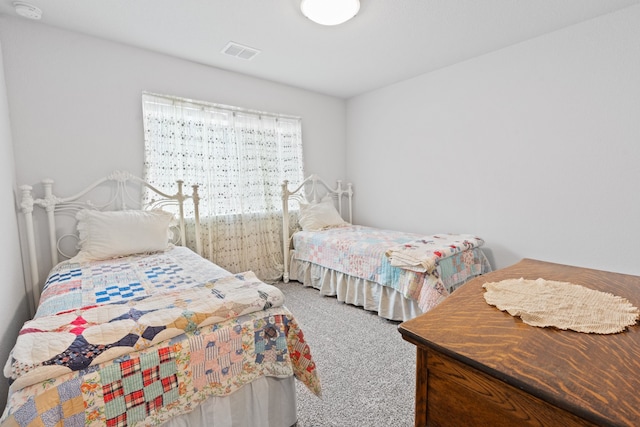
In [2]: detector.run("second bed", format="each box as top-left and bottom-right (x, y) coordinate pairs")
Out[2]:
(282, 175), (492, 321)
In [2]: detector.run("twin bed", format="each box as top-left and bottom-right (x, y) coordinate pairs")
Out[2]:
(2, 171), (490, 426)
(282, 175), (492, 322)
(2, 172), (319, 427)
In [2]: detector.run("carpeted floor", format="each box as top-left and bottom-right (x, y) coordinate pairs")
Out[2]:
(275, 280), (416, 427)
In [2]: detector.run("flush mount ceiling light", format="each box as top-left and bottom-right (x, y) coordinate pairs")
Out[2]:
(13, 1), (42, 20)
(300, 0), (360, 26)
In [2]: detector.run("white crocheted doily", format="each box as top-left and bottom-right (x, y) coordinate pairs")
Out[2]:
(483, 278), (639, 334)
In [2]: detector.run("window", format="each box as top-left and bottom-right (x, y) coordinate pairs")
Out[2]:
(142, 93), (304, 281)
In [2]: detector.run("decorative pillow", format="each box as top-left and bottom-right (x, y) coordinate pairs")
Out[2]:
(74, 209), (175, 261)
(298, 198), (347, 232)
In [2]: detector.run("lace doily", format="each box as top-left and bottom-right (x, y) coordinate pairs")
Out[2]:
(483, 278), (639, 334)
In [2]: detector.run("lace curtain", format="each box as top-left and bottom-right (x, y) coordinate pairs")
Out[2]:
(141, 93), (304, 282)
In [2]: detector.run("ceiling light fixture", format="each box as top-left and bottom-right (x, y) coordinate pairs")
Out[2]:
(13, 1), (42, 20)
(300, 0), (360, 26)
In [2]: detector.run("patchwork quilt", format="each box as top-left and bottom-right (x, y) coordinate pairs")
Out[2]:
(1, 247), (320, 427)
(36, 246), (231, 317)
(292, 225), (491, 312)
(385, 234), (485, 273)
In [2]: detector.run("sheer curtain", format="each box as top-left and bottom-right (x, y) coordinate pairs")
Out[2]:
(141, 93), (304, 282)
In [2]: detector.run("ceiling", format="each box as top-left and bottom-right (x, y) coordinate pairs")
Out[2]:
(1, 0), (639, 99)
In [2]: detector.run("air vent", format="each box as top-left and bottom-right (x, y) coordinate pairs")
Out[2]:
(222, 42), (261, 61)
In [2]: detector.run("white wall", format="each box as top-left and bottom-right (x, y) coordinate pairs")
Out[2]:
(347, 5), (640, 275)
(0, 2), (638, 410)
(0, 38), (29, 411)
(0, 16), (346, 409)
(0, 16), (346, 194)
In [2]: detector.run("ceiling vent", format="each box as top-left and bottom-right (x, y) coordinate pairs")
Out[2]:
(222, 42), (261, 61)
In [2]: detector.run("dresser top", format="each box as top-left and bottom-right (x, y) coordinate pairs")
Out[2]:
(399, 258), (640, 426)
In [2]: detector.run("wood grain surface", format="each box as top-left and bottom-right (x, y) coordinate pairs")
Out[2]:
(399, 258), (640, 427)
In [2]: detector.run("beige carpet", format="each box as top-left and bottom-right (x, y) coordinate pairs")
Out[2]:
(276, 280), (416, 427)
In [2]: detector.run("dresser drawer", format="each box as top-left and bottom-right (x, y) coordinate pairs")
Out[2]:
(425, 351), (597, 427)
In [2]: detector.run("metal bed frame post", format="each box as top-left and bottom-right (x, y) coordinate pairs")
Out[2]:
(281, 179), (292, 283)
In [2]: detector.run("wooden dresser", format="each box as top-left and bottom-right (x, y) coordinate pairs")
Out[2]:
(398, 259), (640, 427)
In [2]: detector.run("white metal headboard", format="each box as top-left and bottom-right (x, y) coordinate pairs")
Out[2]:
(281, 174), (353, 283)
(19, 170), (202, 311)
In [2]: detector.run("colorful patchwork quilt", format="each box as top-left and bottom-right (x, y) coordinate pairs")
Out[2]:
(35, 246), (231, 317)
(385, 234), (485, 273)
(292, 225), (491, 312)
(1, 247), (320, 427)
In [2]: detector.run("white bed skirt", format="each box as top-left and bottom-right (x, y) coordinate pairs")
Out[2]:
(289, 257), (423, 321)
(162, 376), (297, 427)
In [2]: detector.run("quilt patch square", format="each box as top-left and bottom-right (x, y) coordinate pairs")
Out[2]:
(143, 263), (200, 294)
(37, 293), (83, 317)
(41, 406), (63, 425)
(41, 280), (83, 300)
(100, 362), (121, 383)
(124, 389), (145, 409)
(57, 376), (82, 400)
(9, 377), (86, 427)
(163, 387), (179, 404)
(12, 398), (37, 425)
(145, 264), (183, 279)
(142, 366), (160, 386)
(100, 348), (180, 426)
(158, 347), (173, 363)
(159, 360), (176, 379)
(103, 380), (124, 403)
(122, 372), (143, 395)
(189, 326), (245, 390)
(120, 358), (141, 378)
(61, 395), (84, 419)
(91, 263), (132, 276)
(105, 412), (127, 427)
(143, 381), (163, 400)
(95, 283), (145, 303)
(126, 405), (147, 423)
(63, 412), (85, 427)
(140, 349), (160, 370)
(161, 375), (178, 393)
(104, 394), (126, 419)
(145, 395), (163, 414)
(254, 315), (288, 365)
(45, 268), (82, 286)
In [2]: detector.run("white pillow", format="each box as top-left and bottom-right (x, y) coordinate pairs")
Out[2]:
(298, 198), (347, 232)
(74, 209), (175, 261)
